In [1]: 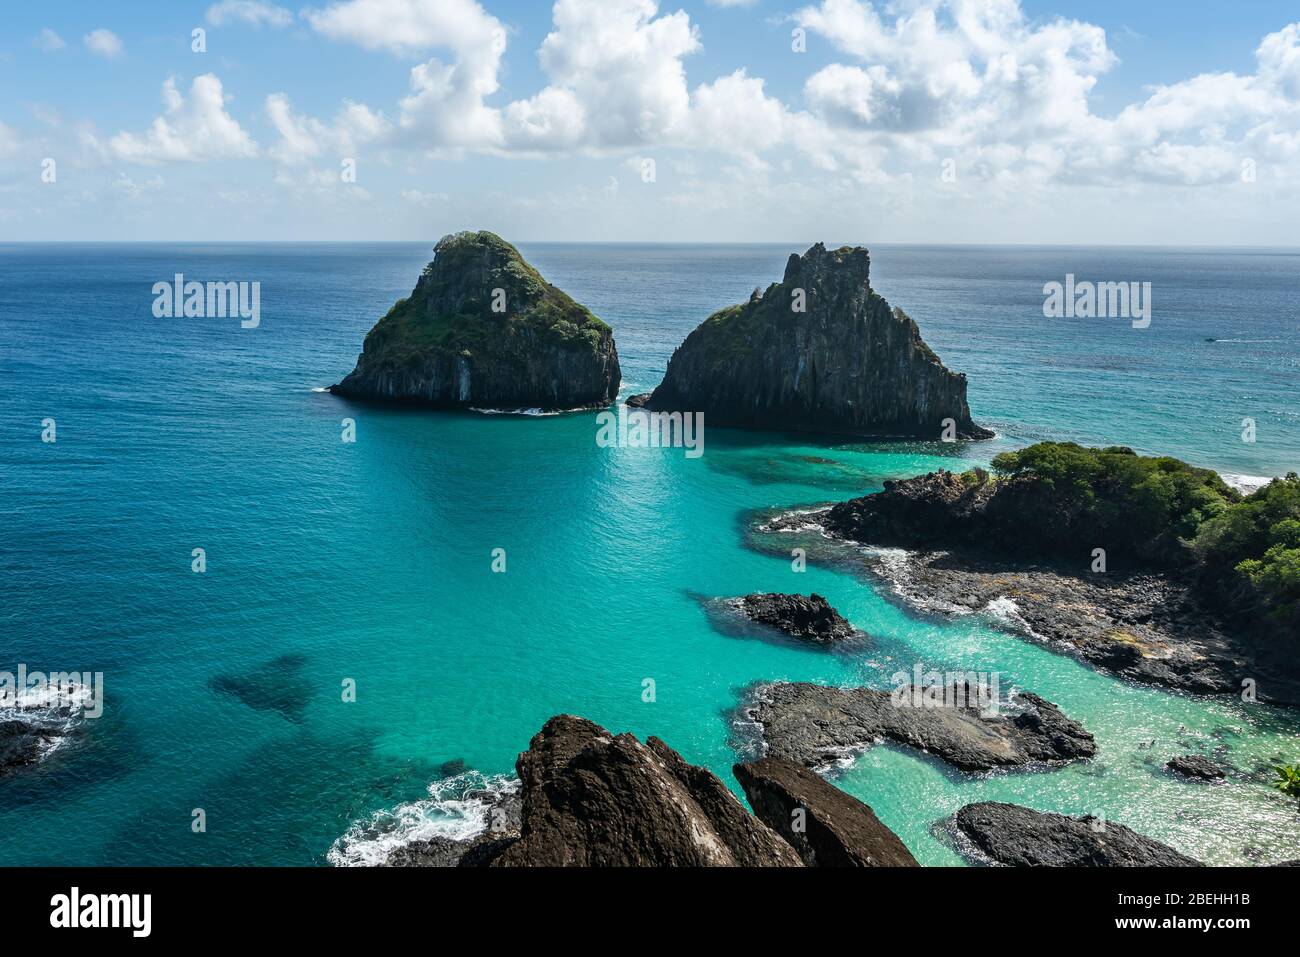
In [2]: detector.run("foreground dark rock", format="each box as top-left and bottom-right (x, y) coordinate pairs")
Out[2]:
(1166, 755), (1226, 780)
(746, 681), (1095, 773)
(736, 593), (859, 643)
(332, 231), (620, 411)
(485, 715), (801, 866)
(734, 757), (918, 866)
(640, 243), (990, 439)
(382, 715), (927, 867)
(952, 802), (1201, 866)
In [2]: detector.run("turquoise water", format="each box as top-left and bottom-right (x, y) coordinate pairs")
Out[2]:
(1, 243), (1298, 865)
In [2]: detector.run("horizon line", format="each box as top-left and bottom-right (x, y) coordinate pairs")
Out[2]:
(4, 239), (1300, 252)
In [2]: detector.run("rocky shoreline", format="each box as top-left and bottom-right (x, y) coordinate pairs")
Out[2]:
(369, 714), (1234, 868)
(762, 507), (1300, 706)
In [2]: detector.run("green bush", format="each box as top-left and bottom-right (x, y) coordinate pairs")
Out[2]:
(987, 442), (1237, 563)
(1192, 475), (1300, 631)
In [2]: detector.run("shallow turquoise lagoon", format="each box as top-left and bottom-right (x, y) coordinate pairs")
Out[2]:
(1, 243), (1297, 864)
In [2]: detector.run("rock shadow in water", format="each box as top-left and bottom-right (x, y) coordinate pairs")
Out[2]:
(209, 652), (314, 722)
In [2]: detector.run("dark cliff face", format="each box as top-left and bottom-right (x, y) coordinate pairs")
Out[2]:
(331, 231), (621, 410)
(643, 243), (990, 438)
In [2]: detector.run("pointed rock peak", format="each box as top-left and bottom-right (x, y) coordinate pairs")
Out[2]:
(782, 242), (872, 290)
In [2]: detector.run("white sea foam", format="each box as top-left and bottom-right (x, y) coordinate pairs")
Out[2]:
(0, 681), (96, 761)
(327, 772), (518, 867)
(983, 596), (1024, 627)
(755, 506), (831, 534)
(1220, 473), (1275, 495)
(310, 386), (329, 393)
(470, 406), (561, 417)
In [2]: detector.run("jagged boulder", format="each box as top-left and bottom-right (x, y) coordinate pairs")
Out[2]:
(952, 802), (1200, 866)
(486, 715), (801, 866)
(734, 757), (918, 866)
(736, 593), (860, 643)
(638, 243), (989, 438)
(331, 231), (620, 410)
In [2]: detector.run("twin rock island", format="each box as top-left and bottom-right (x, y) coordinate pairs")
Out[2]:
(331, 230), (989, 440)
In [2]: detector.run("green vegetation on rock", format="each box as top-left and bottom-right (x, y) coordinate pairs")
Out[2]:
(974, 442), (1299, 645)
(989, 442), (1237, 563)
(1192, 473), (1300, 635)
(360, 231), (610, 370)
(331, 230), (621, 409)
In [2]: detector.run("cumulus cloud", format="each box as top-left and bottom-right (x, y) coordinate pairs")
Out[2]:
(689, 70), (789, 155)
(792, 0), (1300, 186)
(105, 75), (258, 163)
(302, 0), (507, 149)
(266, 92), (388, 164)
(501, 0), (701, 150)
(84, 29), (125, 59)
(206, 1), (294, 28)
(303, 0), (504, 56)
(117, 0), (1300, 199)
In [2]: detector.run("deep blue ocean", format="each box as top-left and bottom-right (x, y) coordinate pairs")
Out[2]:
(1, 242), (1298, 866)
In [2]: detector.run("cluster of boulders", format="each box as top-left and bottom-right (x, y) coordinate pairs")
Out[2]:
(386, 714), (1207, 868)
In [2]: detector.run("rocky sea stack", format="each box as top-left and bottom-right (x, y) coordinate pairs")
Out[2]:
(636, 243), (990, 439)
(331, 231), (620, 410)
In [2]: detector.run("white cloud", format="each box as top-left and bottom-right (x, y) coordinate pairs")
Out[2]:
(504, 0), (700, 150)
(266, 93), (388, 164)
(791, 0), (1300, 187)
(91, 0), (1300, 204)
(33, 29), (66, 52)
(206, 1), (294, 28)
(84, 29), (125, 59)
(1258, 22), (1300, 99)
(106, 75), (259, 163)
(689, 70), (789, 155)
(303, 0), (503, 56)
(303, 0), (507, 149)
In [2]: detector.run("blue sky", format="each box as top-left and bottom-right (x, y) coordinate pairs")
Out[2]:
(3, 0), (1299, 243)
